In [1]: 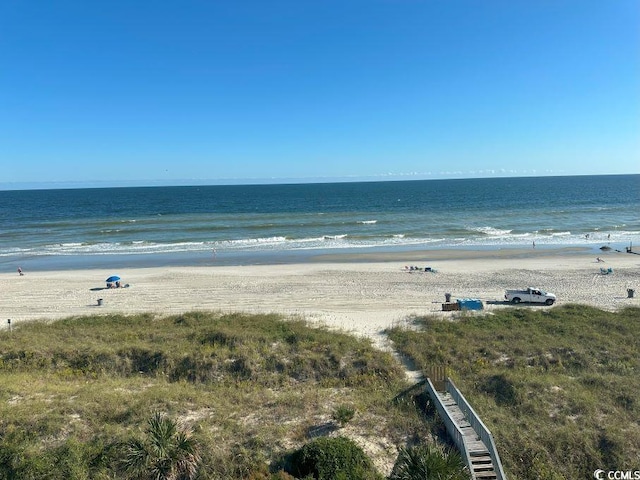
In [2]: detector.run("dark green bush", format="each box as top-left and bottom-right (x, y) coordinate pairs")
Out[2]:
(479, 374), (521, 406)
(288, 436), (381, 480)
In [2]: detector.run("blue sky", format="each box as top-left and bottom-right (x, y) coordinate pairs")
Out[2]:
(1, 1), (638, 188)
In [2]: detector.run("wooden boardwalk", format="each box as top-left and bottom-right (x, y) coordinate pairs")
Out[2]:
(438, 390), (498, 479)
(426, 378), (506, 480)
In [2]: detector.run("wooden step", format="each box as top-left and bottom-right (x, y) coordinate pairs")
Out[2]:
(470, 452), (496, 479)
(472, 461), (494, 469)
(470, 454), (492, 464)
(473, 470), (497, 479)
(473, 465), (495, 473)
(469, 450), (491, 456)
(472, 462), (495, 470)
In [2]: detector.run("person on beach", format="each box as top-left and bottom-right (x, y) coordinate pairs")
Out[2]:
(17, 267), (23, 275)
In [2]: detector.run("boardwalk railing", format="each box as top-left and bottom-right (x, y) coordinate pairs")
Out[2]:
(425, 378), (473, 471)
(446, 378), (507, 480)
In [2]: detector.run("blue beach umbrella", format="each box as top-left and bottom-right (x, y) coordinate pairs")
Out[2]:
(106, 275), (120, 283)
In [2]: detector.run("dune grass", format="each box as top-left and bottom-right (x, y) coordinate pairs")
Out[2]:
(0, 312), (430, 479)
(386, 305), (640, 480)
(3, 305), (638, 479)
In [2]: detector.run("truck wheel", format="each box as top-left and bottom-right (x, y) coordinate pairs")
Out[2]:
(512, 298), (521, 304)
(545, 299), (555, 306)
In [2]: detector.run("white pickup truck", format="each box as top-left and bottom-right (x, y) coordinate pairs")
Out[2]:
(505, 287), (556, 305)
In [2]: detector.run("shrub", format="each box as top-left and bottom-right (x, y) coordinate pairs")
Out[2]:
(389, 444), (470, 480)
(121, 412), (201, 480)
(479, 374), (521, 407)
(288, 436), (381, 480)
(332, 404), (356, 427)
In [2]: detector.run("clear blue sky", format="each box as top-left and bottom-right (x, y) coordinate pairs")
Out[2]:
(1, 1), (638, 188)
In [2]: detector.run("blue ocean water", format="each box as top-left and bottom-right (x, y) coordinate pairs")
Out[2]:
(1, 175), (638, 270)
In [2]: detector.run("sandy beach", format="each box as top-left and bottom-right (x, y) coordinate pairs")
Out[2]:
(2, 248), (638, 347)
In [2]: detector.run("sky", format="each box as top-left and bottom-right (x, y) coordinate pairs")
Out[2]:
(1, 1), (639, 189)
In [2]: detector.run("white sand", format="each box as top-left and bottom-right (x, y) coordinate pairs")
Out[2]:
(2, 249), (638, 348)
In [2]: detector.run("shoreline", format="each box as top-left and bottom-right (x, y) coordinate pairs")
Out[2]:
(3, 242), (627, 272)
(2, 247), (638, 347)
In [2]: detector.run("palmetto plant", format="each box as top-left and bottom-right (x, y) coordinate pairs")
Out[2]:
(389, 444), (470, 480)
(123, 412), (201, 480)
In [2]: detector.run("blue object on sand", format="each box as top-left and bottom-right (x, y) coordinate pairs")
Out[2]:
(106, 275), (121, 283)
(457, 298), (484, 311)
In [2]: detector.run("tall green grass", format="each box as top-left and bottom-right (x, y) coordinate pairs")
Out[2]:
(0, 312), (429, 479)
(4, 306), (635, 479)
(386, 305), (640, 480)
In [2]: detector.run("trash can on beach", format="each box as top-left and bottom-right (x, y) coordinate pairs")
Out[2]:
(445, 293), (452, 303)
(628, 289), (635, 298)
(97, 298), (103, 306)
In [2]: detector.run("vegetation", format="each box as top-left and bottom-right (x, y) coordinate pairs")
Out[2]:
(3, 305), (637, 479)
(122, 411), (200, 480)
(331, 404), (356, 427)
(389, 444), (469, 480)
(387, 305), (640, 480)
(287, 436), (382, 480)
(0, 312), (430, 479)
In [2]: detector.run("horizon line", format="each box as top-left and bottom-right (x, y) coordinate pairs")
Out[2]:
(1, 172), (638, 191)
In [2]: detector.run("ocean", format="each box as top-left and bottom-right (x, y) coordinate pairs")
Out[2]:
(1, 175), (638, 270)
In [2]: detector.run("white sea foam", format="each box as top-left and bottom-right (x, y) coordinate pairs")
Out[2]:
(217, 237), (289, 249)
(2, 229), (637, 259)
(473, 226), (512, 236)
(323, 234), (348, 240)
(4, 229), (640, 258)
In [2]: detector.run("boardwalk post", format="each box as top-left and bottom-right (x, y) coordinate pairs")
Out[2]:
(426, 365), (446, 391)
